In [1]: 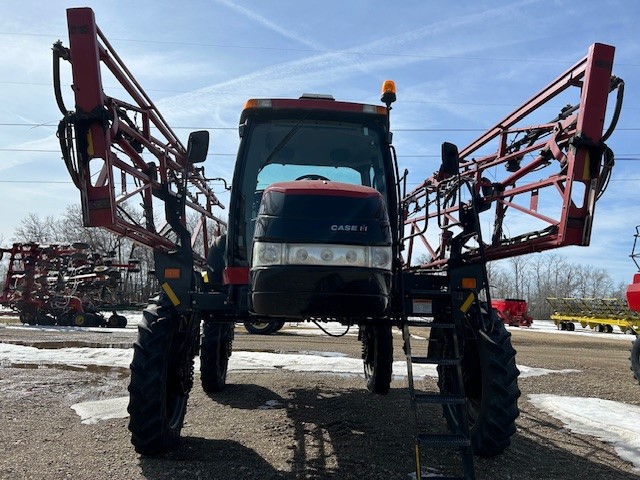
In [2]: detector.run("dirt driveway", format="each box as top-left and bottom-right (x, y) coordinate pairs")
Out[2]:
(0, 320), (638, 479)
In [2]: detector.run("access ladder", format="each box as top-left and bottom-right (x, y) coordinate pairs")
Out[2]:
(402, 273), (475, 480)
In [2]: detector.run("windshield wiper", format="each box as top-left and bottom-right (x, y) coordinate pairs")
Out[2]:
(265, 116), (308, 164)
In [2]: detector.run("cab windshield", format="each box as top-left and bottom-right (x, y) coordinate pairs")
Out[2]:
(233, 117), (391, 264)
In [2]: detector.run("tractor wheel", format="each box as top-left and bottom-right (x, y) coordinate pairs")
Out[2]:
(127, 295), (198, 455)
(243, 321), (283, 335)
(630, 337), (640, 384)
(73, 313), (87, 327)
(360, 323), (393, 395)
(20, 313), (36, 325)
(200, 319), (234, 393)
(107, 314), (127, 328)
(429, 312), (520, 457)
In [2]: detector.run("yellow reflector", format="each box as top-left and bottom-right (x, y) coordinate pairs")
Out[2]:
(460, 293), (475, 313)
(382, 79), (396, 95)
(161, 282), (181, 306)
(164, 268), (181, 279)
(461, 277), (477, 289)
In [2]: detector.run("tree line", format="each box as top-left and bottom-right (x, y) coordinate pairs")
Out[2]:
(0, 206), (628, 318)
(487, 254), (628, 320)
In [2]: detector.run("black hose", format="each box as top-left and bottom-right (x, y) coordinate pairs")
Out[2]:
(52, 41), (70, 116)
(602, 77), (624, 143)
(57, 118), (80, 189)
(595, 145), (615, 201)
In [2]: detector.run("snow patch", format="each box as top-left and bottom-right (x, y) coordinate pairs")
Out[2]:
(71, 396), (129, 424)
(529, 394), (640, 470)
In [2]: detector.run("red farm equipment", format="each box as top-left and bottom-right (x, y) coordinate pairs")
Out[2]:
(54, 7), (623, 479)
(0, 242), (140, 327)
(491, 299), (533, 327)
(625, 226), (640, 383)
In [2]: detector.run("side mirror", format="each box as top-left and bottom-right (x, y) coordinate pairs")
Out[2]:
(439, 141), (460, 178)
(186, 130), (209, 164)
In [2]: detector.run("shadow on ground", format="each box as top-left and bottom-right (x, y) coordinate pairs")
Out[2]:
(138, 382), (638, 480)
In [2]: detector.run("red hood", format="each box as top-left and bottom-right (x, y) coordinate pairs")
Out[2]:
(264, 180), (381, 198)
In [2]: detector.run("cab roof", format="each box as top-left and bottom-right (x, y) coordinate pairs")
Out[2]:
(240, 96), (388, 124)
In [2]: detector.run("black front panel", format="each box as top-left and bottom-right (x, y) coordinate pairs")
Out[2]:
(254, 191), (391, 245)
(251, 266), (391, 318)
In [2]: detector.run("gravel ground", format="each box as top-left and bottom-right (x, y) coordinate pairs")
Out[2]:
(0, 319), (639, 479)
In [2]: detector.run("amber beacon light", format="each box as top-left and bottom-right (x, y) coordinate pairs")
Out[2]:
(381, 80), (396, 107)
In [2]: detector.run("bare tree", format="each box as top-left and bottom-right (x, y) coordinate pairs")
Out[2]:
(13, 213), (61, 243)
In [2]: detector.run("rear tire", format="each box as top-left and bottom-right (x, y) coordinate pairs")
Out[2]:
(243, 321), (283, 335)
(107, 313), (127, 328)
(630, 336), (640, 384)
(430, 312), (520, 457)
(200, 319), (233, 393)
(360, 324), (393, 394)
(127, 295), (197, 455)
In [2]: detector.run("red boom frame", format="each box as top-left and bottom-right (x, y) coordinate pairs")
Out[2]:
(55, 7), (225, 265)
(403, 43), (622, 268)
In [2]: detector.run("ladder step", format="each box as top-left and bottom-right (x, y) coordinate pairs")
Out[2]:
(415, 393), (466, 405)
(418, 433), (471, 448)
(411, 356), (461, 366)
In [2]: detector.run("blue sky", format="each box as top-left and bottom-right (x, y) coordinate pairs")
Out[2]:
(0, 0), (639, 284)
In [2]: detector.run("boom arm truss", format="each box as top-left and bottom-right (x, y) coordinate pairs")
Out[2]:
(54, 7), (226, 266)
(403, 43), (623, 269)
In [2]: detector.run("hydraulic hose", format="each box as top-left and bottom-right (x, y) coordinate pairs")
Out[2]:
(602, 77), (624, 143)
(52, 41), (70, 116)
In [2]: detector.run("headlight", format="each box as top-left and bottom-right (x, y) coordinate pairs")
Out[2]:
(253, 243), (283, 267)
(370, 246), (392, 270)
(252, 242), (392, 270)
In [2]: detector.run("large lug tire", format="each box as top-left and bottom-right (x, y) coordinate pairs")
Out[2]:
(360, 323), (393, 395)
(243, 321), (283, 335)
(127, 295), (198, 455)
(429, 313), (520, 457)
(630, 336), (640, 384)
(200, 320), (234, 393)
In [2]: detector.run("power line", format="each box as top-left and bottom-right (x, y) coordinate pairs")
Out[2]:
(3, 82), (640, 111)
(4, 31), (640, 67)
(1, 178), (639, 187)
(3, 147), (640, 159)
(2, 124), (640, 134)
